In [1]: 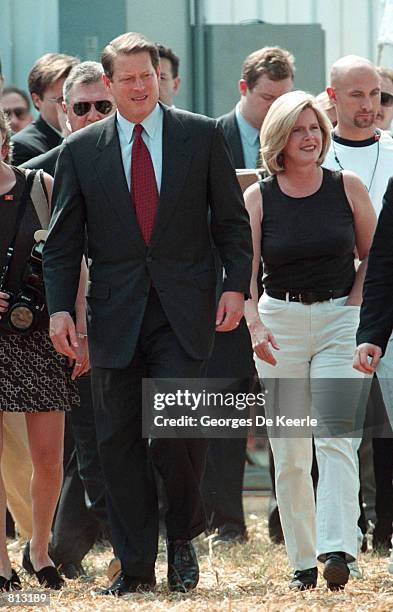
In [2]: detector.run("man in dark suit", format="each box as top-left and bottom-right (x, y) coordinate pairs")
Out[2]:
(11, 53), (79, 165)
(43, 32), (252, 597)
(354, 177), (393, 374)
(23, 61), (115, 579)
(202, 47), (294, 547)
(218, 46), (294, 169)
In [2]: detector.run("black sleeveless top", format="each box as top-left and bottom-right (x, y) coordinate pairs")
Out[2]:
(260, 168), (356, 293)
(0, 166), (48, 335)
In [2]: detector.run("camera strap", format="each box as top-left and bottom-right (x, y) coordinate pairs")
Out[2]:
(0, 171), (36, 291)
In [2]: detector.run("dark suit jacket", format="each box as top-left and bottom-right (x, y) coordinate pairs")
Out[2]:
(11, 115), (62, 166)
(20, 144), (62, 175)
(43, 107), (252, 369)
(218, 109), (245, 169)
(357, 177), (393, 355)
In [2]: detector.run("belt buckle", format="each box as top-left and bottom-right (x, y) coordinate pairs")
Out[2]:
(301, 292), (314, 305)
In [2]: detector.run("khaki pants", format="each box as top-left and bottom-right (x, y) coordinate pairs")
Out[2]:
(2, 413), (32, 539)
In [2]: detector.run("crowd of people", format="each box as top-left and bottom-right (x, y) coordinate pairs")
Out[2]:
(0, 29), (393, 598)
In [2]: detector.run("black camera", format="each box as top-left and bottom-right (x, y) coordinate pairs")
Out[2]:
(1, 239), (46, 334)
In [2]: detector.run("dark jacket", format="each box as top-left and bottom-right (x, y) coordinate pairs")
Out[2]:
(20, 144), (62, 175)
(43, 107), (253, 369)
(11, 115), (62, 166)
(218, 108), (245, 169)
(357, 176), (393, 355)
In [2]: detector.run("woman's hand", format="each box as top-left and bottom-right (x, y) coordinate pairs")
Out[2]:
(0, 292), (10, 317)
(344, 297), (361, 306)
(248, 319), (280, 365)
(70, 337), (90, 380)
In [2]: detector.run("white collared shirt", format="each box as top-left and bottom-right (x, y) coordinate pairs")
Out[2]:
(116, 103), (163, 191)
(235, 102), (260, 168)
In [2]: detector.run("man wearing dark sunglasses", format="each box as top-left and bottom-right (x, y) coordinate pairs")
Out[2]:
(0, 86), (32, 133)
(375, 66), (393, 132)
(22, 61), (115, 175)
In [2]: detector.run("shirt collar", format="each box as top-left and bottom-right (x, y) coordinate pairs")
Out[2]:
(235, 102), (259, 146)
(116, 103), (162, 143)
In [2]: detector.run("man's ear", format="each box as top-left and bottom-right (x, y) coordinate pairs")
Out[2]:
(31, 92), (42, 111)
(239, 79), (248, 97)
(102, 73), (111, 91)
(173, 76), (181, 95)
(326, 86), (337, 104)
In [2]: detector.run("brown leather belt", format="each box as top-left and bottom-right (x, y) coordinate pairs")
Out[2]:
(266, 288), (350, 305)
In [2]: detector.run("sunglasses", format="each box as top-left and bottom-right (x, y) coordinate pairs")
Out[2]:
(4, 107), (29, 120)
(73, 100), (113, 116)
(381, 92), (393, 107)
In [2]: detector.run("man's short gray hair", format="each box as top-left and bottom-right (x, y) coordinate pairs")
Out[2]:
(63, 61), (104, 104)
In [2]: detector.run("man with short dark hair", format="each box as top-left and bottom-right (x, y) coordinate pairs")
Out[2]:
(43, 31), (252, 596)
(202, 46), (295, 549)
(11, 53), (79, 165)
(0, 87), (32, 133)
(156, 44), (180, 107)
(219, 46), (295, 168)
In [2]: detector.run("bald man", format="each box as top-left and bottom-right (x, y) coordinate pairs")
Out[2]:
(324, 55), (393, 217)
(324, 55), (393, 563)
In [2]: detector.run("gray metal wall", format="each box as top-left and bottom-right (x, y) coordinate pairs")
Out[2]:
(125, 0), (193, 110)
(203, 23), (325, 118)
(59, 0), (127, 60)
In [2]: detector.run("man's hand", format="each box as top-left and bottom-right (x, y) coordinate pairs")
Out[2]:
(49, 313), (79, 361)
(353, 343), (382, 374)
(70, 337), (90, 380)
(215, 291), (245, 332)
(0, 292), (9, 318)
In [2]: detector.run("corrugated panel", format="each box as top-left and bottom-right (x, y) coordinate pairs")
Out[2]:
(205, 0), (387, 82)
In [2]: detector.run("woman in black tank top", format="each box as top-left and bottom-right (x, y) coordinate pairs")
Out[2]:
(244, 92), (376, 591)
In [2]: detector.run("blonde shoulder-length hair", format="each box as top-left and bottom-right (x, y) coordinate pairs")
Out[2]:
(260, 90), (332, 175)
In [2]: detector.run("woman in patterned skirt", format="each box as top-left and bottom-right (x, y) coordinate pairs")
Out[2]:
(0, 108), (88, 589)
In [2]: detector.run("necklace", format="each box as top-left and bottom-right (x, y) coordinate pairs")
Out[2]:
(332, 131), (380, 193)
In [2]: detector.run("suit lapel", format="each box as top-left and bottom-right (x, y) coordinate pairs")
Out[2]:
(228, 110), (245, 168)
(149, 107), (192, 246)
(93, 115), (146, 251)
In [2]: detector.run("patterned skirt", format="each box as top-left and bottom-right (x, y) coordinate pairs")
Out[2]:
(0, 329), (80, 412)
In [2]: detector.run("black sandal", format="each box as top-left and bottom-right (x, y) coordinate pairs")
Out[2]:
(0, 569), (22, 591)
(22, 541), (64, 590)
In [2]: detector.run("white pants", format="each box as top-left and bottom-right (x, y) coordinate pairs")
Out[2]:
(256, 294), (367, 570)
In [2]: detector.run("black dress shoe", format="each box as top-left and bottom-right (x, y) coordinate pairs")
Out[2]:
(323, 552), (349, 590)
(101, 571), (156, 596)
(289, 567), (318, 591)
(0, 569), (22, 592)
(22, 541), (64, 590)
(167, 539), (199, 592)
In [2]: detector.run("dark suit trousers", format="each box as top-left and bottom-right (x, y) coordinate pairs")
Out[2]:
(201, 378), (250, 535)
(91, 288), (208, 577)
(51, 376), (109, 565)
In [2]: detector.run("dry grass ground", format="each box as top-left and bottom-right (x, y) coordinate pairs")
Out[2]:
(5, 496), (393, 611)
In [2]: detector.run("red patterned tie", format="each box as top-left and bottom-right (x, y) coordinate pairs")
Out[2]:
(131, 124), (158, 244)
